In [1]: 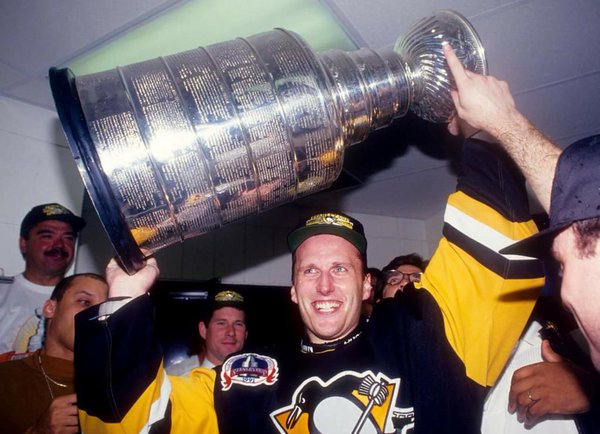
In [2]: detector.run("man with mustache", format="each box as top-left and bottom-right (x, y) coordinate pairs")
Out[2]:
(0, 203), (86, 355)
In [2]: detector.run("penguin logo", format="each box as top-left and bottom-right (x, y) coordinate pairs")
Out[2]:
(270, 370), (401, 433)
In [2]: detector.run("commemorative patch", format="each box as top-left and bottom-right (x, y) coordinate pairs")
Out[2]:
(220, 352), (279, 391)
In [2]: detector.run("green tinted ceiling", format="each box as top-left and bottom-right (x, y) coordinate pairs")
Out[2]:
(68, 0), (357, 75)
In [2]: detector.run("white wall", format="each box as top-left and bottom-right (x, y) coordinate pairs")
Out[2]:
(425, 208), (445, 259)
(360, 212), (430, 270)
(0, 96), (85, 277)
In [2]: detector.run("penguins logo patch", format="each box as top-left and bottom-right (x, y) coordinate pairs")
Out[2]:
(270, 370), (403, 433)
(221, 353), (279, 391)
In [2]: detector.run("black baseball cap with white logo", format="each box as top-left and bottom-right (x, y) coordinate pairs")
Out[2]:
(20, 203), (86, 238)
(202, 290), (246, 323)
(287, 212), (367, 258)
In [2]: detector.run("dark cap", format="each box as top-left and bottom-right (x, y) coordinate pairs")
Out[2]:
(501, 134), (600, 257)
(287, 212), (367, 257)
(203, 290), (246, 323)
(20, 203), (86, 238)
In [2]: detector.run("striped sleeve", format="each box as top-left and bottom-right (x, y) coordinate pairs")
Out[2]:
(419, 139), (545, 387)
(79, 366), (218, 434)
(75, 296), (218, 433)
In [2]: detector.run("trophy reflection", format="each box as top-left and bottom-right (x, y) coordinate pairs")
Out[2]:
(50, 10), (486, 272)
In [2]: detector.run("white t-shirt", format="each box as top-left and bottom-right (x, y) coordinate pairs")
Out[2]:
(0, 273), (54, 354)
(481, 320), (580, 434)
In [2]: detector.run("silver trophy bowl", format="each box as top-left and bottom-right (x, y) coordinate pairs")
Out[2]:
(49, 9), (486, 273)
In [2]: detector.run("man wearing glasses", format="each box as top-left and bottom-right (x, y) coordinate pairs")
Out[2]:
(381, 253), (425, 299)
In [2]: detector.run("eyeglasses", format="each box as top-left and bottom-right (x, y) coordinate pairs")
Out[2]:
(385, 271), (422, 286)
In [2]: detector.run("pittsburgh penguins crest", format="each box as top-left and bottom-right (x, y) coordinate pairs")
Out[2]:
(270, 370), (412, 433)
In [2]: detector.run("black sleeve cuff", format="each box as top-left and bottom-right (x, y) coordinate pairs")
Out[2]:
(75, 295), (163, 422)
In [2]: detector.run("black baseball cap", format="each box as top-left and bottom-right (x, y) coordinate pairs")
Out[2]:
(202, 290), (246, 323)
(287, 212), (367, 257)
(501, 134), (600, 257)
(20, 203), (86, 238)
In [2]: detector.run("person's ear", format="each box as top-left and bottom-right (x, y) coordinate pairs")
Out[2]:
(290, 286), (298, 304)
(362, 273), (372, 301)
(42, 299), (56, 320)
(447, 115), (461, 136)
(198, 321), (207, 340)
(19, 237), (27, 257)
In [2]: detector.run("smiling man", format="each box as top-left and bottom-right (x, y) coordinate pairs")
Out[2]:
(199, 291), (247, 367)
(290, 221), (368, 344)
(0, 203), (86, 354)
(213, 199), (543, 433)
(168, 290), (248, 376)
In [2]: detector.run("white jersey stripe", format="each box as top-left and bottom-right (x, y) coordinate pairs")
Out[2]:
(444, 204), (538, 262)
(140, 369), (172, 434)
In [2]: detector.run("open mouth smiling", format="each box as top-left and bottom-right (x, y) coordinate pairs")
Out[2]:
(313, 301), (341, 313)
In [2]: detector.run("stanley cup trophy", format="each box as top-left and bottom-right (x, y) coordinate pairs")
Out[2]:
(49, 10), (486, 273)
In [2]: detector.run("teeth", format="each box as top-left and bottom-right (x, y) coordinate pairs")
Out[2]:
(314, 301), (340, 312)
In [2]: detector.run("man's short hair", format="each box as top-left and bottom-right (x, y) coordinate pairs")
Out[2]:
(382, 253), (426, 274)
(573, 217), (600, 258)
(367, 267), (385, 302)
(51, 273), (107, 302)
(20, 203), (86, 239)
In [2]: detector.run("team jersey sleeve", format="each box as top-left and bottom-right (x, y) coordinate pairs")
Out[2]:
(419, 138), (545, 387)
(75, 294), (218, 434)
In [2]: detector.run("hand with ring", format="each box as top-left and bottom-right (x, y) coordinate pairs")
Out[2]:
(508, 340), (592, 428)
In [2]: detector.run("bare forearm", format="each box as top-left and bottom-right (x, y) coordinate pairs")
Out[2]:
(488, 111), (561, 213)
(444, 44), (561, 213)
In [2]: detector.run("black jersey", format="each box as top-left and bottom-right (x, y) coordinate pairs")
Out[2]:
(215, 287), (485, 433)
(75, 139), (544, 434)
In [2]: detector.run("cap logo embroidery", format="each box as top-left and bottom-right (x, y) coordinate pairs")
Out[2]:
(214, 290), (244, 303)
(42, 204), (70, 216)
(306, 213), (354, 230)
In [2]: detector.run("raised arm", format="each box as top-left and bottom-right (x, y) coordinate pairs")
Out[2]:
(75, 257), (218, 433)
(444, 44), (561, 212)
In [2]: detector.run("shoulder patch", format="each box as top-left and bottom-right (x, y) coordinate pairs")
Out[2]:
(220, 352), (279, 391)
